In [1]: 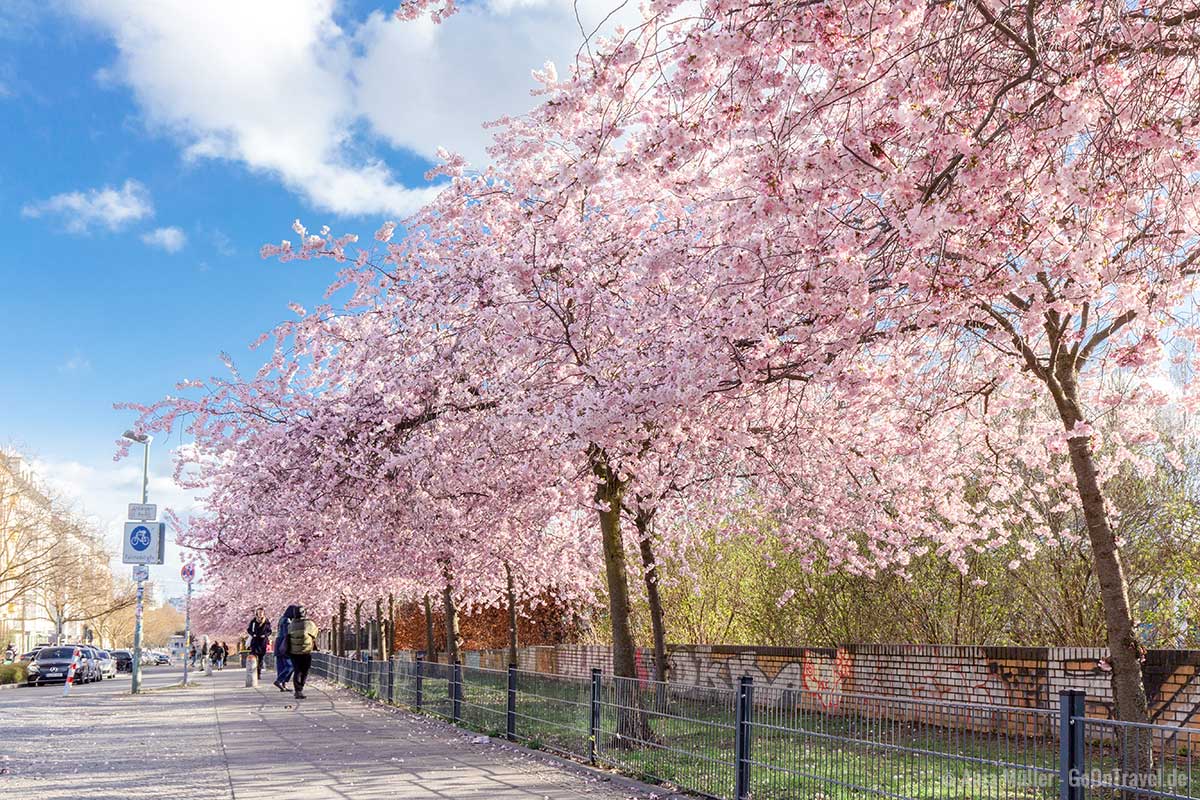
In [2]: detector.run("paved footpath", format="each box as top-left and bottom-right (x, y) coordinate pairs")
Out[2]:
(0, 666), (670, 800)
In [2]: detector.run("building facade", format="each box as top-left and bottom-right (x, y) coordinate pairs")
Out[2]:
(0, 451), (101, 651)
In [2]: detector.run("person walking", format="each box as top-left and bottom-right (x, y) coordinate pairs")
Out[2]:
(211, 641), (224, 670)
(286, 605), (319, 700)
(272, 605), (297, 692)
(246, 608), (272, 680)
(4, 643), (15, 663)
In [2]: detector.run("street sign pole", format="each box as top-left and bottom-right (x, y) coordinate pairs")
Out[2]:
(181, 562), (195, 685)
(182, 580), (192, 685)
(131, 579), (145, 693)
(131, 438), (150, 695)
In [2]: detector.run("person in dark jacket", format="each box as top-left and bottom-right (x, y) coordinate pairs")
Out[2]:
(273, 605), (298, 692)
(286, 605), (319, 700)
(246, 608), (272, 680)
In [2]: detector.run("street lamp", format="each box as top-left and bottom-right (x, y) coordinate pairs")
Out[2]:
(122, 430), (151, 505)
(121, 430), (152, 694)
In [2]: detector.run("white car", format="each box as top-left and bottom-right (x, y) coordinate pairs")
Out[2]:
(96, 650), (118, 679)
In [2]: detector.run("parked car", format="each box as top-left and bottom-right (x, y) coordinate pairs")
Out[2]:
(111, 650), (133, 672)
(75, 646), (102, 684)
(95, 650), (118, 679)
(18, 647), (43, 662)
(25, 646), (95, 686)
(153, 653), (170, 665)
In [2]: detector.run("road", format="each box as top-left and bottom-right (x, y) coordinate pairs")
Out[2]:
(0, 664), (666, 800)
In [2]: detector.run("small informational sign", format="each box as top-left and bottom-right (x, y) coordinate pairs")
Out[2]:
(128, 503), (157, 521)
(132, 564), (150, 582)
(181, 562), (196, 583)
(121, 521), (166, 565)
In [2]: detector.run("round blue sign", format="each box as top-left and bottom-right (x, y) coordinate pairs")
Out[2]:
(129, 525), (152, 552)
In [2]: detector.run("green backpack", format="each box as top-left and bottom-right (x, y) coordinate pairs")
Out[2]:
(287, 617), (316, 655)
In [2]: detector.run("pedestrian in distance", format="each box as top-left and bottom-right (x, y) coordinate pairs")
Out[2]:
(286, 605), (319, 700)
(3, 642), (15, 663)
(246, 608), (272, 680)
(272, 605), (297, 693)
(189, 644), (198, 667)
(211, 641), (224, 670)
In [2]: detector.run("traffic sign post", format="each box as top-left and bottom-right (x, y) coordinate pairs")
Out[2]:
(122, 434), (158, 695)
(132, 578), (146, 692)
(181, 563), (196, 686)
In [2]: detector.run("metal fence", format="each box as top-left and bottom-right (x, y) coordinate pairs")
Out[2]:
(300, 653), (1200, 800)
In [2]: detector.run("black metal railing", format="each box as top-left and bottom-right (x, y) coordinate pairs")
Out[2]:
(301, 652), (1200, 800)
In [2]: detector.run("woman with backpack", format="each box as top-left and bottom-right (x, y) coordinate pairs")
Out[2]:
(286, 605), (319, 700)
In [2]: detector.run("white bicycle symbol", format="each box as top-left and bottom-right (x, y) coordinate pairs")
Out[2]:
(131, 527), (151, 549)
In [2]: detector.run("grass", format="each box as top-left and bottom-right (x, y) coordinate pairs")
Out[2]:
(318, 662), (1198, 800)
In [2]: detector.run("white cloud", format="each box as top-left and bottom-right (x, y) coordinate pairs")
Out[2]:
(353, 1), (641, 168)
(21, 179), (153, 233)
(58, 354), (93, 374)
(141, 225), (187, 253)
(63, 0), (640, 218)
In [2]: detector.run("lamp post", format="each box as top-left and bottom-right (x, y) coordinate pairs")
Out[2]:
(123, 430), (151, 694)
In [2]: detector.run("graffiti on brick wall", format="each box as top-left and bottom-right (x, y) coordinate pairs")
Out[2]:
(880, 651), (1048, 709)
(802, 649), (853, 711)
(516, 644), (1200, 731)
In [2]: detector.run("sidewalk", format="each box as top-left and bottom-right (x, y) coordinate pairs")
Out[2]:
(0, 666), (668, 799)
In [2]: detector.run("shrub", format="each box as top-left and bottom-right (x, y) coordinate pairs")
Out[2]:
(0, 662), (27, 685)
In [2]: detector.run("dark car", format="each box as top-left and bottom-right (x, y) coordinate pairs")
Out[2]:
(111, 650), (134, 672)
(25, 646), (90, 686)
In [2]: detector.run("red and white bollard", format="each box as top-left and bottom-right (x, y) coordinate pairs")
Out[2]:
(62, 647), (82, 696)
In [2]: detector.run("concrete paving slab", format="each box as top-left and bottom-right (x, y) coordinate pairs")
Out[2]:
(0, 665), (678, 800)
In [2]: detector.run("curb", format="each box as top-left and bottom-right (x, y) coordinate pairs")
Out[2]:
(0, 682), (20, 691)
(315, 678), (693, 799)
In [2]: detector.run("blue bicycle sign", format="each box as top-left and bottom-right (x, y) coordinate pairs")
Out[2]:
(129, 525), (152, 551)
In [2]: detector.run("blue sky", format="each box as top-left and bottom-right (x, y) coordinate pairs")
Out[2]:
(0, 0), (636, 598)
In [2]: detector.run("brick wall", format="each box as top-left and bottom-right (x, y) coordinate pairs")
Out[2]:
(442, 643), (1200, 727)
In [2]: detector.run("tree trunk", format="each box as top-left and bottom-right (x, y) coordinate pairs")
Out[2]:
(423, 594), (436, 663)
(387, 593), (395, 658)
(376, 598), (385, 661)
(635, 507), (668, 685)
(338, 598), (347, 657)
(592, 448), (652, 744)
(441, 568), (462, 664)
(1053, 358), (1151, 790)
(354, 601), (363, 658)
(504, 561), (519, 668)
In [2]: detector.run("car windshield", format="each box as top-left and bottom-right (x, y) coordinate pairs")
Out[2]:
(36, 647), (74, 659)
(99, 651), (110, 658)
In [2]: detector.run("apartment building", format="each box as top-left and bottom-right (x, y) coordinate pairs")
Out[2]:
(0, 451), (93, 651)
